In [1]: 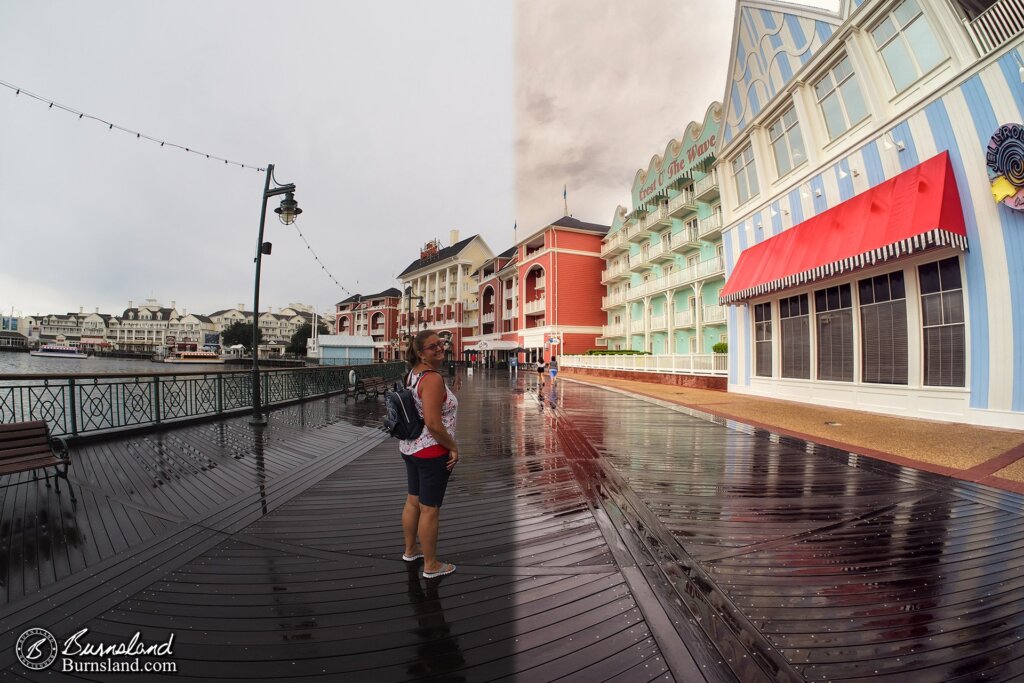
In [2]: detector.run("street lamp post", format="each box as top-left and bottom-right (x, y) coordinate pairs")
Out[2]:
(417, 297), (426, 331)
(250, 163), (302, 426)
(404, 286), (412, 345)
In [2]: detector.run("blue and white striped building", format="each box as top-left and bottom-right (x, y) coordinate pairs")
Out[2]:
(716, 0), (1024, 428)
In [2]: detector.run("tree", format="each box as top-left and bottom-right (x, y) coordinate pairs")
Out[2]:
(223, 321), (262, 351)
(287, 321), (331, 356)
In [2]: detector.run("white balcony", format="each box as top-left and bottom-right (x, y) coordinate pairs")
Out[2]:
(626, 257), (726, 301)
(628, 252), (649, 270)
(630, 320), (645, 334)
(481, 311), (496, 324)
(702, 304), (726, 325)
(502, 306), (518, 320)
(602, 324), (627, 338)
(694, 168), (719, 201)
(535, 276), (546, 290)
(601, 230), (628, 257)
(464, 300), (479, 311)
(698, 213), (723, 240)
(371, 326), (385, 335)
(524, 297), (546, 316)
(647, 240), (673, 263)
(674, 310), (695, 327)
(642, 202), (670, 230)
(667, 189), (697, 217)
(602, 261), (630, 282)
(966, 0), (1024, 54)
(624, 219), (646, 243)
(671, 226), (701, 252)
(602, 291), (627, 309)
(649, 315), (667, 331)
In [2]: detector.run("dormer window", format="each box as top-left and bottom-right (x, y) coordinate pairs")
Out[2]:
(871, 0), (945, 93)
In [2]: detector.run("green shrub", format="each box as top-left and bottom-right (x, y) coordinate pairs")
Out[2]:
(712, 342), (728, 354)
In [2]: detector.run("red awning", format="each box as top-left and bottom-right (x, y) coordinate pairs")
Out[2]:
(720, 151), (968, 304)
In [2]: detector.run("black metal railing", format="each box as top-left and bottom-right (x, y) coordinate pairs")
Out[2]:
(0, 362), (405, 437)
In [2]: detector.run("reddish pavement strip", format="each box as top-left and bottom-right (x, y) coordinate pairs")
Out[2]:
(566, 376), (1024, 495)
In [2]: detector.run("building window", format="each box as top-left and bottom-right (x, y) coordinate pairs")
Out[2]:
(731, 144), (759, 204)
(871, 0), (945, 93)
(859, 271), (908, 385)
(919, 257), (965, 387)
(780, 293), (810, 379)
(754, 302), (773, 377)
(814, 56), (869, 140)
(767, 106), (806, 177)
(815, 284), (853, 382)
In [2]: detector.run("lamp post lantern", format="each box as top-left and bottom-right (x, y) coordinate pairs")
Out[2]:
(417, 297), (426, 331)
(250, 163), (302, 426)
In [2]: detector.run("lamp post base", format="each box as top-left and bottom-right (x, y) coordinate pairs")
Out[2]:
(248, 414), (268, 426)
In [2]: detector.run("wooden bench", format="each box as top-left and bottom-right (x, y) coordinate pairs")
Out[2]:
(356, 376), (389, 399)
(0, 420), (75, 500)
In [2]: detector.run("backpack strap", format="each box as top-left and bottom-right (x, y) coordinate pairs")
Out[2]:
(411, 369), (444, 398)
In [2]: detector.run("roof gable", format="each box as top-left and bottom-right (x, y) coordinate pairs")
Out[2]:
(399, 235), (479, 277)
(721, 0), (842, 147)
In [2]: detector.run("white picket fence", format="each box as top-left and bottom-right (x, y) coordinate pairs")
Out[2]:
(560, 353), (728, 376)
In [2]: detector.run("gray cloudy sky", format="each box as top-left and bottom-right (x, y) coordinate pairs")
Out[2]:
(1, 0), (834, 318)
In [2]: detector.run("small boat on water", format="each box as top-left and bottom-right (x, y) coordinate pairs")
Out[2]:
(163, 350), (226, 364)
(30, 344), (88, 359)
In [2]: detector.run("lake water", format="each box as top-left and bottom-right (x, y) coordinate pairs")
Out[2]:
(0, 352), (244, 376)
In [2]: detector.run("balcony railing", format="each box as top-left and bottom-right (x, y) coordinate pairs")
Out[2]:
(642, 203), (669, 230)
(602, 292), (627, 308)
(502, 306), (518, 320)
(481, 312), (496, 324)
(601, 261), (630, 282)
(698, 213), (723, 239)
(601, 230), (627, 256)
(647, 240), (671, 262)
(626, 257), (726, 300)
(703, 304), (727, 325)
(534, 276), (546, 290)
(464, 300), (479, 311)
(630, 320), (645, 334)
(602, 324), (627, 338)
(523, 298), (546, 316)
(649, 315), (667, 331)
(674, 310), (695, 327)
(560, 353), (728, 376)
(694, 169), (719, 200)
(628, 252), (648, 270)
(965, 0), (1024, 54)
(671, 226), (701, 251)
(667, 189), (696, 217)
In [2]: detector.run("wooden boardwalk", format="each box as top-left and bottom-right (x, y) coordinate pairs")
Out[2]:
(0, 375), (696, 682)
(0, 371), (1021, 681)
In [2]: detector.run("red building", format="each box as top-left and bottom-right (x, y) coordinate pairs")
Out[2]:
(335, 288), (402, 361)
(517, 216), (609, 363)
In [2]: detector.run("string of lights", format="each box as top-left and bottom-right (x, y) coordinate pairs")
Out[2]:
(0, 78), (265, 171)
(291, 222), (354, 299)
(2, 77), (357, 301)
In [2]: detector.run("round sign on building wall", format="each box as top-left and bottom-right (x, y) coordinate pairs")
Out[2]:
(986, 123), (1024, 212)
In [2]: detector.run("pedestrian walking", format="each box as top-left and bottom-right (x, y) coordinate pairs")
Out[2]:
(400, 329), (460, 579)
(537, 360), (546, 389)
(549, 355), (558, 383)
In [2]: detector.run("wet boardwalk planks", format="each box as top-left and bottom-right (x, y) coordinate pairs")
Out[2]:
(555, 379), (1024, 682)
(0, 375), (686, 682)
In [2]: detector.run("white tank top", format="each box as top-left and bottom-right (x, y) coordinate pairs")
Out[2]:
(399, 370), (458, 455)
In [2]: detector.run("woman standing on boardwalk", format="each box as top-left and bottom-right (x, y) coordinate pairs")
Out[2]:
(400, 329), (460, 579)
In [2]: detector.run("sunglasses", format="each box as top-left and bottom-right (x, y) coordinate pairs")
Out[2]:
(423, 341), (449, 352)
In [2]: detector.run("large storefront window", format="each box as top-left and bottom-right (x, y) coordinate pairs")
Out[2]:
(780, 294), (810, 379)
(859, 271), (908, 385)
(754, 302), (772, 377)
(919, 257), (965, 387)
(815, 284), (853, 381)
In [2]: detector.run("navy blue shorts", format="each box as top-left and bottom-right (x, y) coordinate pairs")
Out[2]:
(403, 452), (452, 508)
